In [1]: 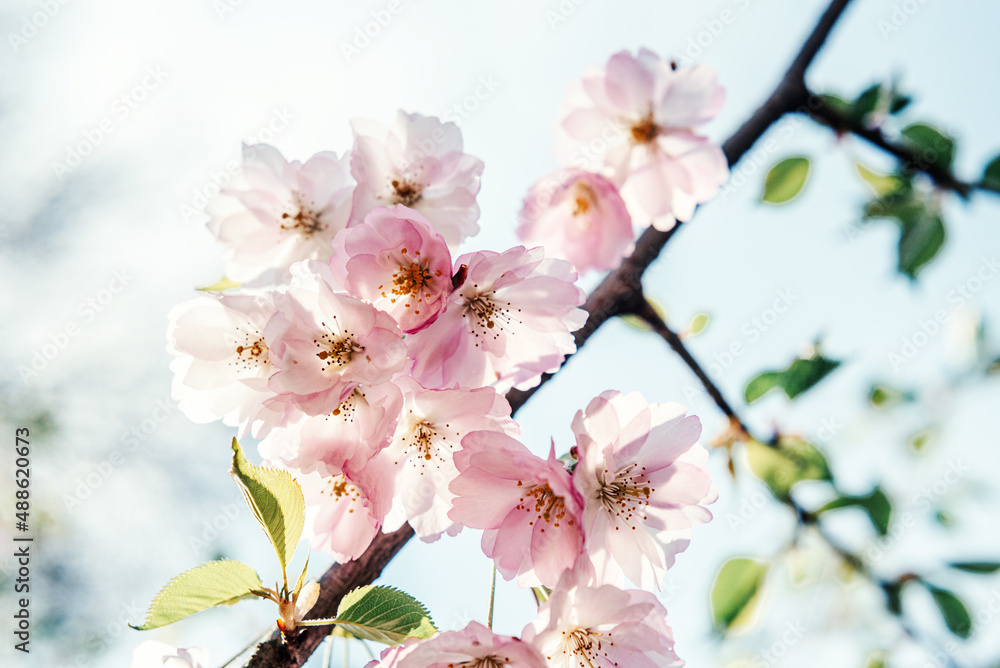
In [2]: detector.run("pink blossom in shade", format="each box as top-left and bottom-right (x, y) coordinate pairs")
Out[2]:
(554, 48), (728, 231)
(258, 381), (403, 478)
(363, 640), (419, 668)
(406, 246), (587, 393)
(450, 431), (585, 588)
(130, 641), (209, 668)
(377, 377), (520, 542)
(522, 559), (682, 668)
(330, 205), (454, 334)
(166, 291), (277, 436)
(207, 144), (354, 284)
(265, 266), (407, 416)
(397, 621), (548, 668)
(348, 111), (484, 248)
(517, 169), (634, 274)
(293, 458), (394, 563)
(572, 390), (717, 590)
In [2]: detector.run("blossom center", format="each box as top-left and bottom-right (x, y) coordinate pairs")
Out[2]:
(463, 288), (520, 347)
(597, 463), (652, 530)
(560, 628), (613, 668)
(398, 420), (447, 468)
(330, 387), (364, 420)
(233, 336), (269, 370)
(281, 192), (326, 236)
(314, 324), (365, 370)
(516, 483), (572, 530)
(320, 475), (361, 511)
(629, 112), (659, 145)
(571, 182), (599, 216)
(458, 657), (505, 668)
(390, 178), (424, 207)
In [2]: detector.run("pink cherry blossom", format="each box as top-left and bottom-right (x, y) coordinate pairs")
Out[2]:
(331, 205), (454, 333)
(130, 641), (209, 668)
(572, 390), (717, 590)
(377, 377), (519, 542)
(522, 558), (682, 668)
(555, 48), (728, 231)
(258, 381), (402, 478)
(294, 459), (394, 562)
(265, 264), (407, 415)
(405, 246), (587, 392)
(363, 640), (419, 668)
(450, 431), (584, 588)
(349, 111), (484, 248)
(166, 291), (276, 436)
(397, 621), (548, 668)
(517, 169), (634, 274)
(207, 144), (354, 284)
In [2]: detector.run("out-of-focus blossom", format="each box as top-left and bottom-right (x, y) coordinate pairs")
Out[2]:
(517, 169), (634, 273)
(522, 559), (682, 668)
(207, 144), (354, 284)
(130, 641), (209, 668)
(349, 111), (484, 248)
(167, 291), (276, 436)
(331, 205), (453, 333)
(555, 48), (728, 231)
(450, 431), (584, 588)
(378, 377), (519, 541)
(397, 621), (548, 668)
(572, 390), (716, 589)
(406, 246), (587, 393)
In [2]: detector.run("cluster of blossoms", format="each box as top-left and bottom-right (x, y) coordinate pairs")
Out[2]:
(154, 46), (724, 668)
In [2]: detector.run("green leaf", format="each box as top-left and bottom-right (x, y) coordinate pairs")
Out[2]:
(855, 163), (904, 198)
(746, 438), (831, 499)
(762, 156), (811, 204)
(851, 85), (883, 125)
(710, 558), (769, 632)
(950, 562), (1000, 574)
(132, 560), (263, 630)
(744, 350), (841, 403)
(881, 581), (904, 616)
(818, 93), (852, 117)
(901, 123), (956, 171)
(868, 383), (906, 409)
(197, 276), (241, 292)
(688, 312), (710, 337)
(231, 438), (305, 574)
(897, 212), (946, 279)
(817, 487), (893, 536)
(982, 155), (1000, 193)
(325, 585), (437, 645)
(926, 585), (972, 638)
(908, 427), (937, 454)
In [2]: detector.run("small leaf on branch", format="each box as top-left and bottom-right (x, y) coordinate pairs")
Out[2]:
(863, 182), (946, 279)
(710, 558), (769, 632)
(317, 585), (436, 645)
(197, 276), (241, 292)
(925, 584), (973, 638)
(900, 123), (956, 171)
(746, 437), (831, 500)
(687, 312), (711, 337)
(132, 559), (263, 630)
(761, 156), (811, 204)
(816, 487), (893, 536)
(982, 155), (1000, 193)
(868, 383), (911, 409)
(744, 350), (841, 403)
(949, 561), (1000, 574)
(231, 438), (305, 575)
(855, 163), (904, 198)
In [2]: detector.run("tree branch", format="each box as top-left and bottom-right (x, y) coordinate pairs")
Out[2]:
(240, 2), (857, 665)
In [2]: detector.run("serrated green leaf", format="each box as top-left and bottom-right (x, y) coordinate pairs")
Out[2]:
(762, 157), (811, 204)
(855, 163), (904, 198)
(710, 558), (769, 632)
(329, 585), (436, 645)
(231, 438), (305, 575)
(982, 155), (1000, 193)
(132, 560), (263, 630)
(746, 438), (831, 499)
(744, 351), (841, 403)
(950, 562), (1000, 574)
(901, 123), (956, 171)
(926, 585), (972, 638)
(817, 487), (893, 536)
(197, 276), (241, 292)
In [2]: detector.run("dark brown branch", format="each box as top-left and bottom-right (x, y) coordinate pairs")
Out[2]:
(241, 2), (857, 666)
(805, 92), (975, 198)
